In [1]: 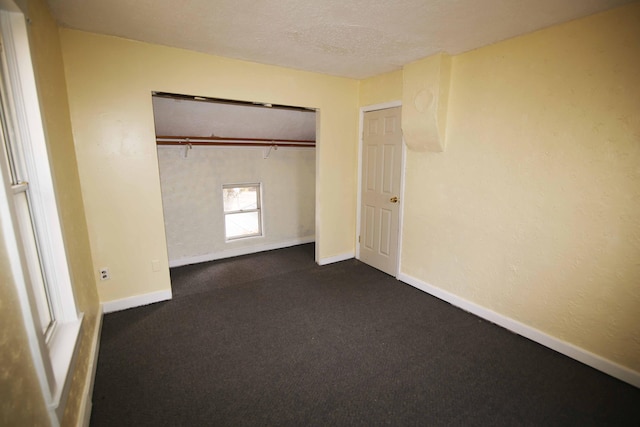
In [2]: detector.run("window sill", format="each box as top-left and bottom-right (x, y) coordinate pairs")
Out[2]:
(47, 312), (84, 419)
(225, 234), (264, 242)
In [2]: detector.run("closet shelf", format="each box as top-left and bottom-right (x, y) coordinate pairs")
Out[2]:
(156, 135), (315, 148)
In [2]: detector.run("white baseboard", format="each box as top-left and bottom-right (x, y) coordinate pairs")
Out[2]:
(169, 236), (315, 268)
(101, 289), (172, 314)
(77, 306), (103, 427)
(398, 273), (640, 389)
(318, 251), (355, 266)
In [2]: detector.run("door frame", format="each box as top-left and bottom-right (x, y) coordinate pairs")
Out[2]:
(355, 101), (406, 277)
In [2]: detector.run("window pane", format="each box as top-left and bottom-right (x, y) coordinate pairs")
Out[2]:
(0, 107), (18, 184)
(13, 190), (53, 335)
(223, 186), (258, 212)
(225, 211), (260, 239)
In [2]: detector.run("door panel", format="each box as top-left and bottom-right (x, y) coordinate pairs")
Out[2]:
(364, 205), (375, 249)
(380, 208), (392, 255)
(359, 107), (402, 276)
(366, 146), (377, 191)
(382, 144), (395, 193)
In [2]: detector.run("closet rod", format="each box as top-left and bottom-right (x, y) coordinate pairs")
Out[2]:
(156, 135), (315, 148)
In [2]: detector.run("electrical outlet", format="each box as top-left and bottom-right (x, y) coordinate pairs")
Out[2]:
(99, 267), (110, 281)
(151, 259), (160, 272)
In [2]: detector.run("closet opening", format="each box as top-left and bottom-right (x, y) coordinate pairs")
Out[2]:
(151, 92), (317, 291)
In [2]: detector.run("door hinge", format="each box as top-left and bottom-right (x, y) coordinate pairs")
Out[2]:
(358, 235), (361, 243)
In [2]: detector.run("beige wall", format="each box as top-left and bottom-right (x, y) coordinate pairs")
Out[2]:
(0, 0), (100, 425)
(59, 30), (359, 304)
(361, 3), (640, 372)
(2, 1), (636, 424)
(359, 70), (403, 107)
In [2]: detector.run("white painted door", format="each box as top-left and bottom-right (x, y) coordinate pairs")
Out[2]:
(359, 107), (402, 276)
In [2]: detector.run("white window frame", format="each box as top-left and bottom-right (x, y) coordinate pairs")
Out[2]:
(0, 6), (82, 425)
(222, 183), (263, 240)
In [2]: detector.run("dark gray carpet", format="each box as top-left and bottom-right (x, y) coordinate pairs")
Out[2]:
(90, 244), (640, 426)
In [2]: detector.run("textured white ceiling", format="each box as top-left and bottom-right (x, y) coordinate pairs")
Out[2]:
(152, 97), (316, 141)
(47, 0), (633, 78)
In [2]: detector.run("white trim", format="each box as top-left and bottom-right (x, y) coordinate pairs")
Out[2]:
(0, 6), (82, 425)
(0, 12), (56, 400)
(0, 152), (55, 423)
(318, 251), (354, 266)
(355, 109), (363, 260)
(0, 11), (76, 323)
(398, 272), (640, 389)
(355, 101), (404, 274)
(361, 101), (403, 112)
(77, 308), (102, 427)
(102, 289), (172, 314)
(395, 141), (407, 278)
(169, 236), (315, 268)
(50, 314), (83, 420)
(1, 197), (51, 418)
(314, 110), (321, 265)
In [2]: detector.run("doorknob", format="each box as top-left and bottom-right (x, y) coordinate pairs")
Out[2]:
(390, 196), (399, 203)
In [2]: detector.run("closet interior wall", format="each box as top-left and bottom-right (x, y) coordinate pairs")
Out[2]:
(153, 95), (317, 267)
